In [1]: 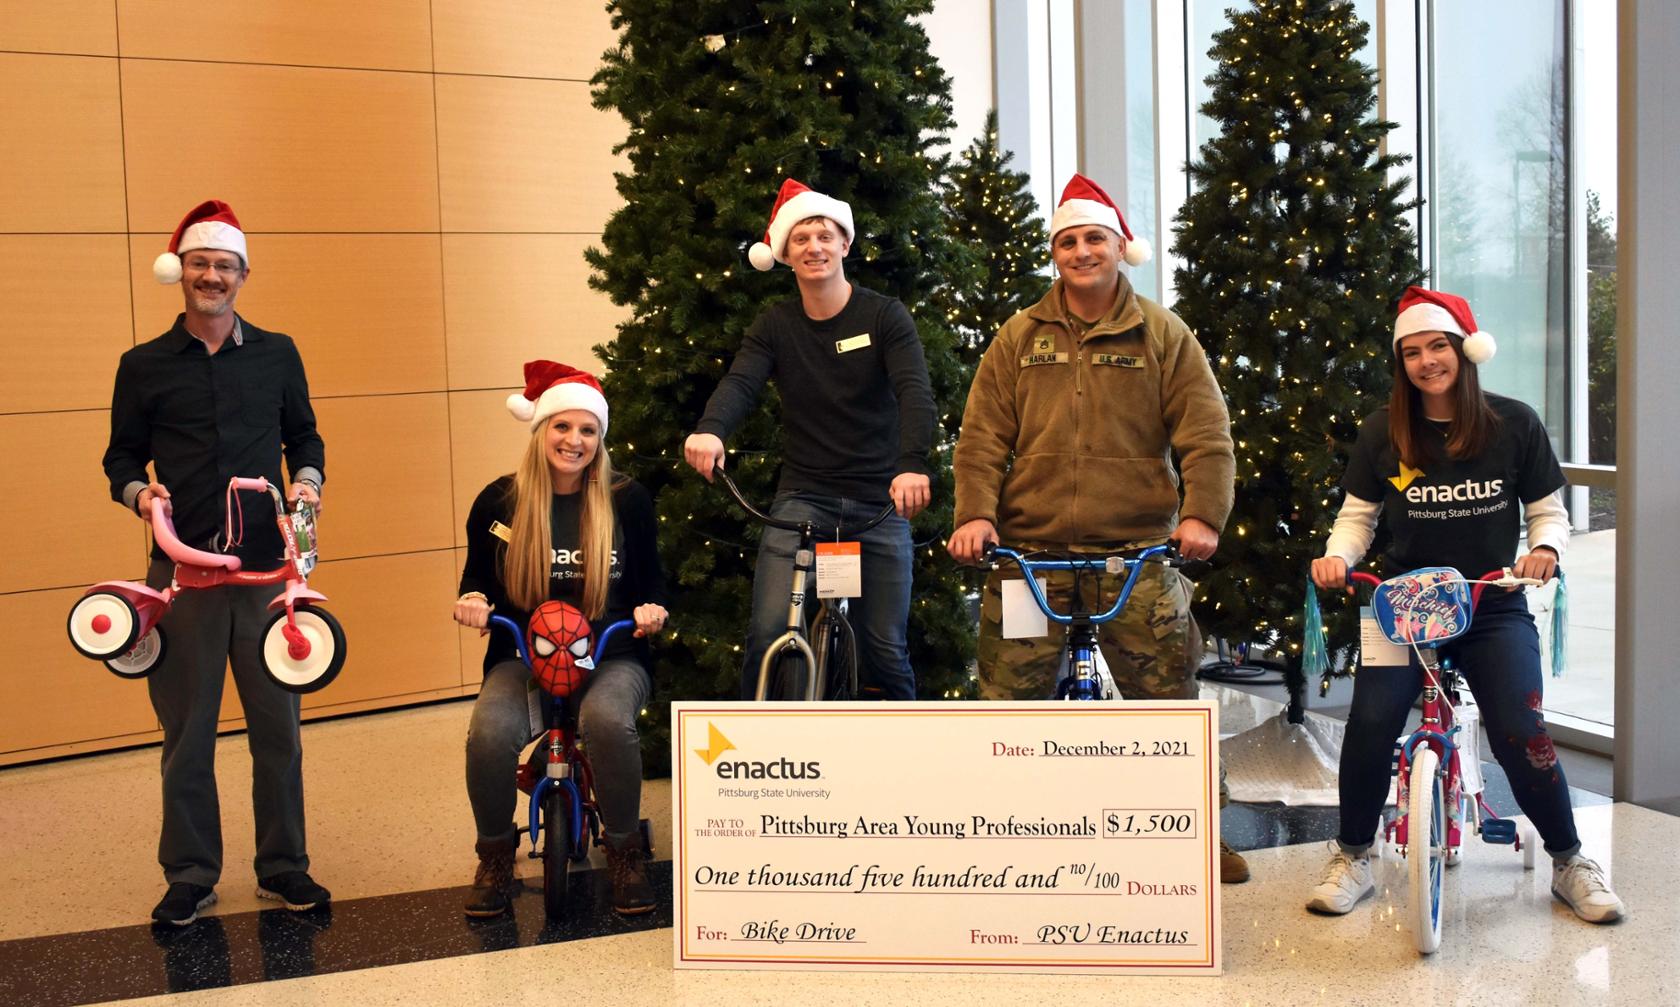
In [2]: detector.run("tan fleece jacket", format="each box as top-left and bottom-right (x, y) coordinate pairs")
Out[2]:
(952, 276), (1235, 545)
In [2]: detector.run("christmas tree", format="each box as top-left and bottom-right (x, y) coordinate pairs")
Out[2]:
(939, 109), (1052, 369)
(1170, 0), (1423, 713)
(588, 0), (980, 771)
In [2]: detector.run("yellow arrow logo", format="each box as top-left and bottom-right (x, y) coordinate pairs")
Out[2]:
(694, 723), (736, 765)
(1389, 461), (1425, 492)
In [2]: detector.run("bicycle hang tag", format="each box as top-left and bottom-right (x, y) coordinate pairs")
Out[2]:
(1001, 578), (1050, 639)
(1359, 606), (1408, 668)
(814, 541), (862, 598)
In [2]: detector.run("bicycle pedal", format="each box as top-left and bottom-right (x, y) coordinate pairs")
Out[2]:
(1480, 817), (1518, 844)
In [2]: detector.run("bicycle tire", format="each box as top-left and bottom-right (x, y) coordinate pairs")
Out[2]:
(810, 607), (859, 701)
(1408, 747), (1445, 954)
(542, 788), (571, 920)
(768, 649), (809, 702)
(834, 612), (859, 700)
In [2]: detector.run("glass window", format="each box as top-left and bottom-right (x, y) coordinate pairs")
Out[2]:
(1122, 0), (1158, 299)
(1431, 1), (1569, 435)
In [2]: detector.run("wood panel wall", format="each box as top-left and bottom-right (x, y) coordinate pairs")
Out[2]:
(0, 2), (625, 764)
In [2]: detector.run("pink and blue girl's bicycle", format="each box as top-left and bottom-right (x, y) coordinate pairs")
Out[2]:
(1343, 566), (1543, 953)
(488, 608), (653, 919)
(66, 476), (346, 693)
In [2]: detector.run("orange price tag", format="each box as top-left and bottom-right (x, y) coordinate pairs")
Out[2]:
(814, 541), (863, 598)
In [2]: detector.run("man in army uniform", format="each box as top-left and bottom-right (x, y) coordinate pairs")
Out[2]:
(948, 174), (1246, 882)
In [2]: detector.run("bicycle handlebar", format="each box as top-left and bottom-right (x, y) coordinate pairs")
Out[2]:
(982, 543), (1183, 626)
(1346, 567), (1550, 611)
(487, 613), (637, 669)
(713, 465), (895, 538)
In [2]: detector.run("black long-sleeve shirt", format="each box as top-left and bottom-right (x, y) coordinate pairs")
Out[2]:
(102, 314), (325, 570)
(694, 285), (935, 502)
(459, 476), (667, 672)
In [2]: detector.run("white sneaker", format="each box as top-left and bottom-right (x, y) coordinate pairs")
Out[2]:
(1552, 855), (1624, 923)
(1306, 845), (1375, 915)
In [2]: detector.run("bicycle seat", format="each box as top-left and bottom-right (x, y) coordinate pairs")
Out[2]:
(151, 507), (242, 571)
(1372, 567), (1472, 646)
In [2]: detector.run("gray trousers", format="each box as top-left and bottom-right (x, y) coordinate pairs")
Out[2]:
(145, 558), (308, 886)
(466, 656), (651, 844)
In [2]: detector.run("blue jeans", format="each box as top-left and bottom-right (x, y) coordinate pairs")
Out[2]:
(1335, 589), (1581, 860)
(742, 490), (915, 700)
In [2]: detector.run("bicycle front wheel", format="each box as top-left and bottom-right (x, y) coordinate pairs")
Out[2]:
(810, 607), (858, 701)
(542, 787), (572, 919)
(1408, 747), (1446, 954)
(767, 649), (810, 701)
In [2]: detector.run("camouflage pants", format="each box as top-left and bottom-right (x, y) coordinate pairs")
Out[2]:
(977, 550), (1199, 702)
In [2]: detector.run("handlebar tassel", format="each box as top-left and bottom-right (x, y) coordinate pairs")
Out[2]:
(1303, 579), (1331, 695)
(1549, 569), (1568, 678)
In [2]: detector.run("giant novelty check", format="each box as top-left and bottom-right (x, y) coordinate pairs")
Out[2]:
(672, 701), (1221, 974)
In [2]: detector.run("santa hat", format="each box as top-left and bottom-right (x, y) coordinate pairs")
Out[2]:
(153, 200), (248, 284)
(1393, 286), (1496, 364)
(506, 361), (609, 433)
(1049, 174), (1151, 267)
(747, 178), (854, 271)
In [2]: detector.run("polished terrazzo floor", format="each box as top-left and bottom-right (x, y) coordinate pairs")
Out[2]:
(0, 688), (1672, 1006)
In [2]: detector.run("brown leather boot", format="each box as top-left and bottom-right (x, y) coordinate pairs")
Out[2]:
(464, 834), (518, 917)
(603, 833), (655, 916)
(1221, 839), (1251, 884)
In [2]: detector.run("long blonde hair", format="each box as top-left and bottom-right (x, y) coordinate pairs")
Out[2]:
(503, 418), (622, 619)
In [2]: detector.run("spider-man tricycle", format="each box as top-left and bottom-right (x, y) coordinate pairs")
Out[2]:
(66, 476), (347, 693)
(491, 604), (654, 920)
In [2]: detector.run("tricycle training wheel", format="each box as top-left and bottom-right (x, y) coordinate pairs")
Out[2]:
(105, 626), (168, 679)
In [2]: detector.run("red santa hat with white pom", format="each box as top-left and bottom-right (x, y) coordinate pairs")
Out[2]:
(152, 199), (249, 284)
(747, 178), (854, 271)
(1393, 286), (1496, 364)
(506, 360), (609, 433)
(1049, 173), (1151, 267)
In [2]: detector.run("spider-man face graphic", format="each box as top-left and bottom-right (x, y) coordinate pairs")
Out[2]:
(527, 601), (594, 697)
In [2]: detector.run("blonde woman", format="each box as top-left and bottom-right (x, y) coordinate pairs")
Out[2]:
(453, 362), (667, 917)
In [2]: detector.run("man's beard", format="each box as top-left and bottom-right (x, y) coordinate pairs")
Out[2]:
(190, 287), (236, 315)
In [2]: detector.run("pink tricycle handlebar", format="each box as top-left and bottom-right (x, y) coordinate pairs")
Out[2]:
(151, 503), (241, 571)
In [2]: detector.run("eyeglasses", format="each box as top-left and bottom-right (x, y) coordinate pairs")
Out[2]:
(182, 258), (245, 276)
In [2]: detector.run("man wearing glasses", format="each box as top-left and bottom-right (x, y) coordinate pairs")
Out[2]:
(102, 200), (330, 926)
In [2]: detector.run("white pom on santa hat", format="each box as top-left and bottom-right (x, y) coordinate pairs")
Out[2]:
(747, 178), (854, 271)
(507, 360), (609, 432)
(1049, 173), (1153, 267)
(1393, 286), (1497, 364)
(154, 199), (248, 284)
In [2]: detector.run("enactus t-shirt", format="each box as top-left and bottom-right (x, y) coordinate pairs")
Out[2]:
(458, 476), (666, 673)
(1341, 394), (1564, 578)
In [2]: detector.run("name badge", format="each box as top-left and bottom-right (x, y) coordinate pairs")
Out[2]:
(836, 333), (872, 354)
(1092, 353), (1144, 368)
(815, 542), (863, 598)
(1019, 352), (1069, 368)
(489, 520), (513, 543)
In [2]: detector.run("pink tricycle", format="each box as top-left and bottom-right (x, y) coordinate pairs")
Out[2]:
(66, 476), (347, 694)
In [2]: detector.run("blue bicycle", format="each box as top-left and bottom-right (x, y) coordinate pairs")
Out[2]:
(487, 612), (652, 919)
(982, 543), (1190, 699)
